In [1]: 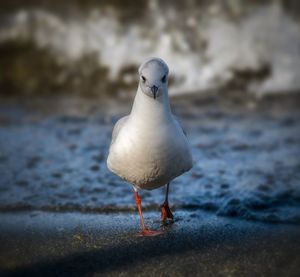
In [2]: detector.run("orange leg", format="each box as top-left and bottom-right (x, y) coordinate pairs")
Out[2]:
(161, 183), (174, 223)
(134, 191), (162, 236)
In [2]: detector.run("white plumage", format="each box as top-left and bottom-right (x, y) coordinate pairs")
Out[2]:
(107, 58), (193, 191)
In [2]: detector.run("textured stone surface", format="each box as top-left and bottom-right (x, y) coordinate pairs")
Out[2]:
(0, 211), (300, 276)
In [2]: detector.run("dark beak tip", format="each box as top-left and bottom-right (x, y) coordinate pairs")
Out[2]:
(150, 86), (158, 99)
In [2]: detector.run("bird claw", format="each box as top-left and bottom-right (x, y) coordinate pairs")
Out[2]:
(161, 202), (174, 224)
(137, 229), (163, 237)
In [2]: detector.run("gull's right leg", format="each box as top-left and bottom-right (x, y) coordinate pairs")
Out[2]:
(134, 189), (163, 237)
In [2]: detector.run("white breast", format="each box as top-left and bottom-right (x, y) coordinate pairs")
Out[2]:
(107, 86), (193, 190)
(107, 116), (192, 190)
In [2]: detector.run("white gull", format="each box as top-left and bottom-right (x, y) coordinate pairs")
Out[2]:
(107, 57), (193, 236)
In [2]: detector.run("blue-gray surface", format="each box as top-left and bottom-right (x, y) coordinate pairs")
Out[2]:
(0, 96), (300, 223)
(0, 211), (300, 276)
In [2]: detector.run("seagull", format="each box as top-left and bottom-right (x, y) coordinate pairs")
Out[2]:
(107, 57), (193, 236)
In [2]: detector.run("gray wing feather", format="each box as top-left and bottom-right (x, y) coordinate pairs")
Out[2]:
(110, 115), (129, 145)
(173, 115), (187, 136)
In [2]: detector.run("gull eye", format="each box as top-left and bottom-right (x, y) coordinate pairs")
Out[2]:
(161, 75), (167, 83)
(141, 76), (146, 82)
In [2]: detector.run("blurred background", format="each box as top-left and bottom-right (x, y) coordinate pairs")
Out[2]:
(0, 0), (300, 224)
(0, 0), (300, 98)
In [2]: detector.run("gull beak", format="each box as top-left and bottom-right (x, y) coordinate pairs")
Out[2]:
(151, 86), (158, 99)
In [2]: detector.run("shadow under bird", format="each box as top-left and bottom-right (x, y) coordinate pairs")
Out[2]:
(107, 57), (193, 236)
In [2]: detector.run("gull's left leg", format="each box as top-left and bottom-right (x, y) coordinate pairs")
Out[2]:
(161, 182), (174, 223)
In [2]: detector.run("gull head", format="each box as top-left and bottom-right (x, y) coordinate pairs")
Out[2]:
(138, 57), (169, 100)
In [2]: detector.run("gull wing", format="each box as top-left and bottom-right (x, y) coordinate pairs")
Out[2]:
(172, 115), (187, 136)
(110, 115), (129, 146)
